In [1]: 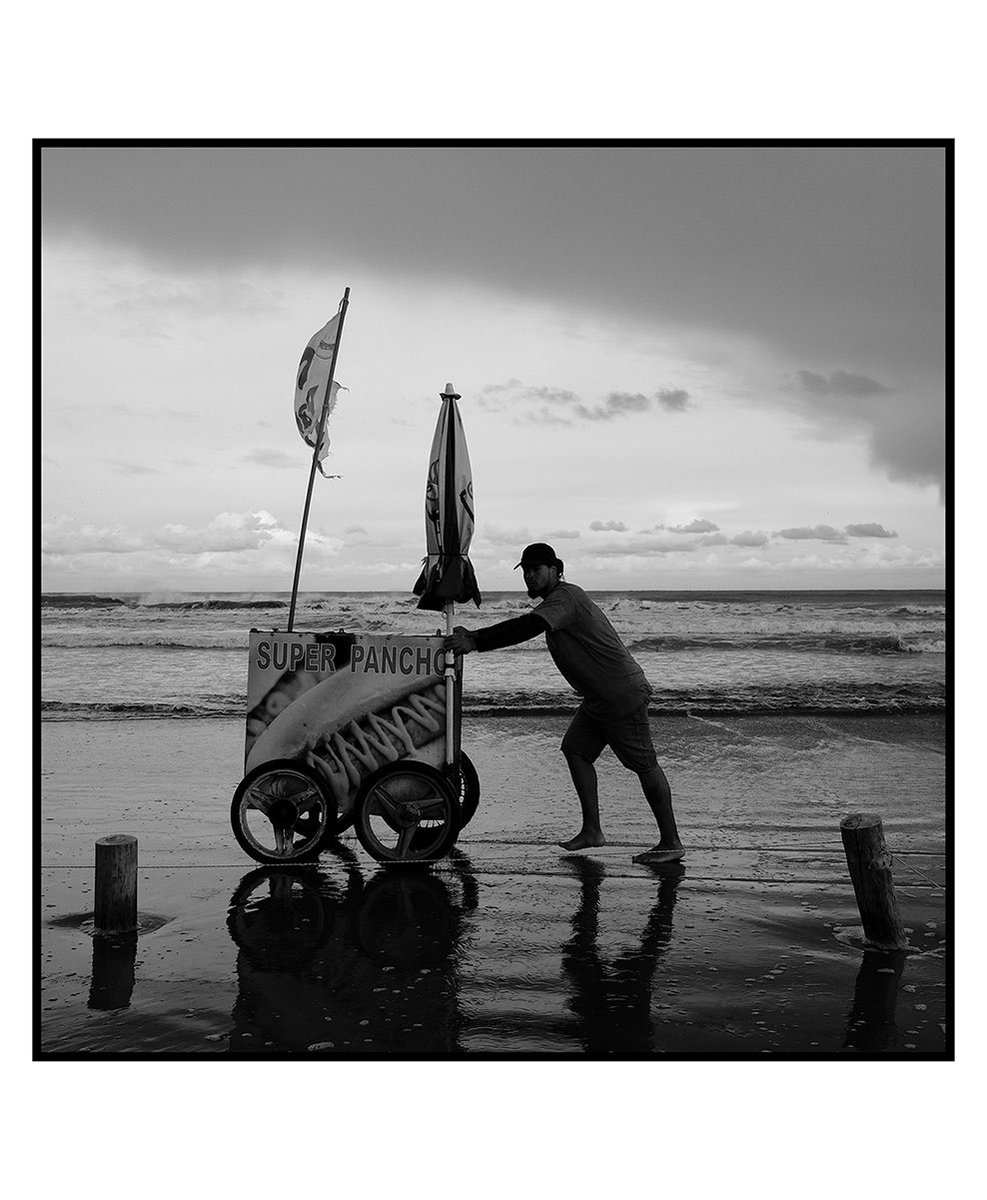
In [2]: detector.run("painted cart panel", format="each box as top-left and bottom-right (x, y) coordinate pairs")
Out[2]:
(244, 630), (461, 823)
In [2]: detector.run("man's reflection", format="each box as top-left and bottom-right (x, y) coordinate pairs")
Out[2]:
(226, 844), (478, 1053)
(561, 856), (683, 1054)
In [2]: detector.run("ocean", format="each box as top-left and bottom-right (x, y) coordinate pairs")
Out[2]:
(41, 589), (947, 721)
(40, 590), (949, 1055)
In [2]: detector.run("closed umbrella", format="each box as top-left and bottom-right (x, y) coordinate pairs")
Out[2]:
(413, 383), (481, 763)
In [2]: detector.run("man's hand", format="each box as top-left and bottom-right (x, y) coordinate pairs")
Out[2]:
(445, 626), (478, 655)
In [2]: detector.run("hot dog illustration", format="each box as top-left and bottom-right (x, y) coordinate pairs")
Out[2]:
(245, 634), (348, 756)
(245, 669), (449, 816)
(245, 664), (336, 750)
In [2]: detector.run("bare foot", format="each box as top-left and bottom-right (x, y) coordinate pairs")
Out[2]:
(632, 844), (685, 864)
(558, 831), (606, 851)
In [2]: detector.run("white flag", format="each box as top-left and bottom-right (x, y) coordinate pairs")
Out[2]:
(294, 314), (343, 476)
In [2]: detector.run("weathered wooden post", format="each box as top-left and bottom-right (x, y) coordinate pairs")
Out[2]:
(94, 834), (138, 935)
(839, 814), (906, 950)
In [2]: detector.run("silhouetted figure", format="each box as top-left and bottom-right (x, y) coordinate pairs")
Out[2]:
(447, 543), (684, 862)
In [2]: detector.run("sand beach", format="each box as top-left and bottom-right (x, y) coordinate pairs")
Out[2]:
(39, 710), (948, 1057)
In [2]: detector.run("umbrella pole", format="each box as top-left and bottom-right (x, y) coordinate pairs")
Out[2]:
(444, 601), (456, 767)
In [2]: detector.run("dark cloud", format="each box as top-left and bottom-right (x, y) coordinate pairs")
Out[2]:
(867, 412), (945, 501)
(590, 520), (628, 532)
(845, 523), (897, 538)
(42, 146), (945, 376)
(577, 392), (651, 421)
(479, 380), (582, 423)
(776, 525), (847, 543)
(656, 387), (691, 412)
(668, 518), (719, 534)
(545, 529), (581, 540)
(785, 369), (943, 500)
(479, 379), (691, 425)
(794, 370), (890, 397)
(697, 529), (769, 547)
(574, 389), (691, 422)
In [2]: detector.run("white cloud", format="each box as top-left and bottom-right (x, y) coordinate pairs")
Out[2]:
(480, 524), (532, 547)
(244, 449), (304, 469)
(668, 518), (719, 534)
(42, 517), (143, 555)
(41, 510), (344, 589)
(730, 530), (770, 547)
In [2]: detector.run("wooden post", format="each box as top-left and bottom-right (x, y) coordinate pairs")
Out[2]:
(94, 834), (138, 935)
(839, 814), (906, 950)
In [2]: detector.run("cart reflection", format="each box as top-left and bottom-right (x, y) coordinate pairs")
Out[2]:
(225, 845), (478, 1053)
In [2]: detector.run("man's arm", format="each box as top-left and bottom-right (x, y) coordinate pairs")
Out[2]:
(446, 612), (549, 655)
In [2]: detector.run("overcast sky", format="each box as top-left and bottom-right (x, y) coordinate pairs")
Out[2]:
(40, 144), (947, 593)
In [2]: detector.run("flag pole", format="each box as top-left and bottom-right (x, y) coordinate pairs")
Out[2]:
(287, 287), (350, 633)
(444, 599), (456, 766)
(441, 390), (457, 767)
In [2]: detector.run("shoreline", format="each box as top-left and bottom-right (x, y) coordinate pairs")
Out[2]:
(39, 712), (948, 1056)
(40, 703), (949, 722)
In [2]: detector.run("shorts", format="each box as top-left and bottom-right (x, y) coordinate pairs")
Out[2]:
(561, 703), (658, 774)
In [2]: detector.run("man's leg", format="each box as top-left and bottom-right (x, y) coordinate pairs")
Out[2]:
(558, 711), (607, 851)
(559, 750), (607, 851)
(632, 763), (685, 863)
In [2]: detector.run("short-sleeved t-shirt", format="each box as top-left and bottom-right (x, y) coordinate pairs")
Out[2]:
(533, 582), (652, 720)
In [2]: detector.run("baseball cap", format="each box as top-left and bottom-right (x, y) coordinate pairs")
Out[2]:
(514, 542), (561, 570)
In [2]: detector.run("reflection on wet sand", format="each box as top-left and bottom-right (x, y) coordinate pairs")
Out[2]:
(843, 949), (907, 1052)
(561, 857), (683, 1054)
(226, 845), (478, 1053)
(88, 932), (138, 1011)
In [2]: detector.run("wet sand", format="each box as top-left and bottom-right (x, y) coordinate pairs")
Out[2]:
(39, 713), (948, 1057)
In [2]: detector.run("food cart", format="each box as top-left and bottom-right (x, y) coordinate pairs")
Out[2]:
(230, 628), (479, 864)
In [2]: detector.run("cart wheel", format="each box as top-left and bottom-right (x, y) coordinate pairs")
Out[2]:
(231, 759), (337, 864)
(355, 761), (461, 862)
(456, 751), (480, 828)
